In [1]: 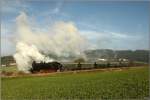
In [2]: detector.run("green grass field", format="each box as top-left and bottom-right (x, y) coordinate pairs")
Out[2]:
(1, 67), (149, 99)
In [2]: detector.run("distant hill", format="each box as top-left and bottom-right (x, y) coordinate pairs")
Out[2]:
(84, 49), (149, 63)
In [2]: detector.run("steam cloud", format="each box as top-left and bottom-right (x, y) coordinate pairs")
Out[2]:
(13, 12), (87, 73)
(14, 42), (53, 73)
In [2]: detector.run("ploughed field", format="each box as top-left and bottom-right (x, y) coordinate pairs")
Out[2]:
(1, 66), (149, 99)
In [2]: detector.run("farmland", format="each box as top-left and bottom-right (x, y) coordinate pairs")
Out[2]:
(1, 66), (149, 99)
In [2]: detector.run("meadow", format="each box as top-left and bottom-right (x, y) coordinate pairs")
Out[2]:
(1, 66), (149, 99)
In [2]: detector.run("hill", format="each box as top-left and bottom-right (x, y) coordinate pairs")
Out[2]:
(85, 49), (149, 63)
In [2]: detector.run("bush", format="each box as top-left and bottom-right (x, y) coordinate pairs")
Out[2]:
(74, 58), (85, 63)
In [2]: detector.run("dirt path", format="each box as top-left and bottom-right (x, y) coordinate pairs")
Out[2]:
(1, 66), (147, 78)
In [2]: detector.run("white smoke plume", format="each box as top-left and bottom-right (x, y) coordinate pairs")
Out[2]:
(14, 12), (87, 73)
(14, 42), (53, 73)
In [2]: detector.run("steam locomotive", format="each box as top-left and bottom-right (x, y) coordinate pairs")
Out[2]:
(30, 61), (63, 73)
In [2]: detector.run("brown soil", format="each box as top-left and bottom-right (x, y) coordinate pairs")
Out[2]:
(1, 66), (147, 78)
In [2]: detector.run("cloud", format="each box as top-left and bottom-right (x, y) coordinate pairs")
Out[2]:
(52, 2), (63, 14)
(1, 0), (29, 14)
(80, 30), (141, 50)
(105, 31), (135, 39)
(81, 30), (138, 40)
(53, 7), (59, 14)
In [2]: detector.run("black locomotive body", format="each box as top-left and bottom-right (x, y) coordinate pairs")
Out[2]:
(30, 61), (63, 73)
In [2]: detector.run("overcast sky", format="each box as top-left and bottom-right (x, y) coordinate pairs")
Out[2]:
(1, 0), (149, 56)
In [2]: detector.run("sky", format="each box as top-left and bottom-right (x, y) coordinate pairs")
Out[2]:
(1, 0), (150, 56)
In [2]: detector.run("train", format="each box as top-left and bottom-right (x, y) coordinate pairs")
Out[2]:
(30, 60), (145, 73)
